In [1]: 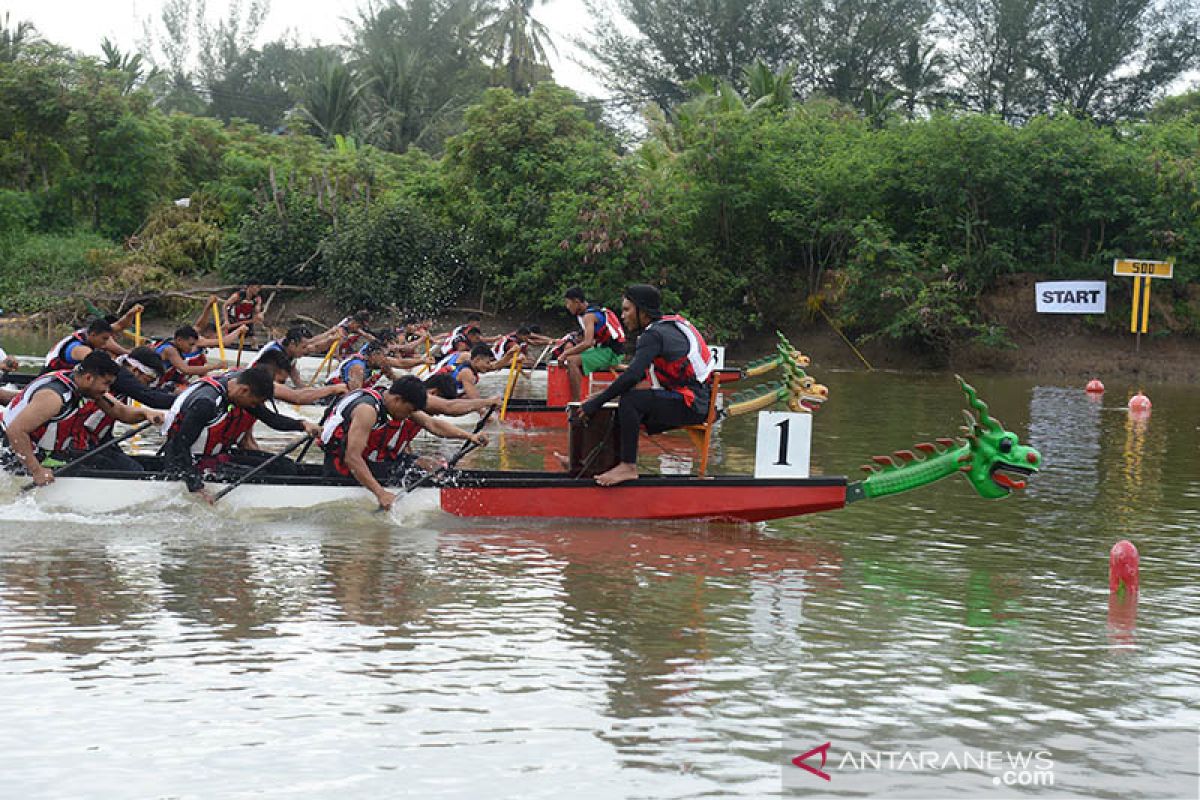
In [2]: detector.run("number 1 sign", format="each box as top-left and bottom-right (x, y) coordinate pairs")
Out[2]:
(754, 411), (812, 479)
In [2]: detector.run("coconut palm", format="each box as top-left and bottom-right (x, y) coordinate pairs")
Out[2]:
(296, 54), (365, 142)
(476, 0), (556, 94)
(0, 13), (38, 63)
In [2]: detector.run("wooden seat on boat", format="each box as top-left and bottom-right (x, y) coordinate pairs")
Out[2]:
(680, 373), (721, 477)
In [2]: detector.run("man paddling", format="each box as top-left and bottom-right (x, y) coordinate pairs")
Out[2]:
(2, 352), (164, 485)
(254, 349), (347, 405)
(559, 287), (625, 402)
(65, 347), (176, 471)
(491, 325), (552, 370)
(162, 366), (321, 500)
(43, 319), (120, 372)
(222, 282), (264, 337)
(319, 376), (487, 511)
(578, 284), (715, 487)
(328, 342), (394, 392)
(253, 326), (313, 388)
(433, 344), (494, 398)
(154, 325), (228, 387)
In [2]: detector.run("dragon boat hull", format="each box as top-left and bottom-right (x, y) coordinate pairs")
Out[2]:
(8, 457), (848, 522)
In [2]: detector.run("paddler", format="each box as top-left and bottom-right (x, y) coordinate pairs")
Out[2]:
(311, 311), (376, 358)
(318, 375), (488, 511)
(162, 366), (322, 500)
(43, 318), (120, 372)
(2, 351), (164, 484)
(153, 325), (227, 387)
(64, 346), (177, 471)
(491, 325), (553, 370)
(423, 374), (501, 417)
(434, 312), (482, 357)
(578, 284), (715, 487)
(252, 326), (313, 388)
(327, 342), (394, 392)
(559, 287), (626, 402)
(432, 344), (495, 399)
(254, 348), (347, 405)
(222, 281), (264, 337)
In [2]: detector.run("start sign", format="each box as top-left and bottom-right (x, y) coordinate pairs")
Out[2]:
(1035, 281), (1106, 314)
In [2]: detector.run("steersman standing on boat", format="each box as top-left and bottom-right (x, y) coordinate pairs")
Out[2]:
(319, 376), (488, 511)
(578, 284), (715, 487)
(2, 352), (165, 485)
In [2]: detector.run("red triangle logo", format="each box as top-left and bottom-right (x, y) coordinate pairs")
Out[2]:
(791, 741), (832, 781)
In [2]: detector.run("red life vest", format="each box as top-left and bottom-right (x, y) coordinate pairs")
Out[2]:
(578, 306), (625, 348)
(319, 388), (388, 476)
(365, 419), (420, 463)
(154, 339), (207, 386)
(1, 370), (84, 453)
(227, 292), (259, 324)
(336, 318), (365, 357)
(44, 330), (89, 371)
(491, 332), (526, 360)
(647, 315), (715, 408)
(66, 398), (119, 450)
(162, 375), (255, 456)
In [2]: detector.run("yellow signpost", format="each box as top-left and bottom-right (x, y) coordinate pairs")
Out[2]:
(1114, 259), (1173, 350)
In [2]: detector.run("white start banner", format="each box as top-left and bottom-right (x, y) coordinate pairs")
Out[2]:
(1035, 281), (1107, 314)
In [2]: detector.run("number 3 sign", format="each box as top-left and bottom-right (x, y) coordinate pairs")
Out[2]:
(754, 411), (812, 478)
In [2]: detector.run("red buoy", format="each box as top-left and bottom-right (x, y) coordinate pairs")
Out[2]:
(1109, 540), (1139, 595)
(1085, 378), (1104, 393)
(1127, 392), (1151, 412)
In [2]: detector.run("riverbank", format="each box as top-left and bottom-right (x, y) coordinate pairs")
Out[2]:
(5, 271), (1199, 384)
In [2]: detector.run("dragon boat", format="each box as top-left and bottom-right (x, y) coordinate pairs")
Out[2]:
(10, 377), (1040, 522)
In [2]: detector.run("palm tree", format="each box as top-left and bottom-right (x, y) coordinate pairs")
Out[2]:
(296, 54), (365, 142)
(743, 60), (796, 109)
(100, 38), (160, 94)
(476, 0), (556, 94)
(0, 12), (38, 63)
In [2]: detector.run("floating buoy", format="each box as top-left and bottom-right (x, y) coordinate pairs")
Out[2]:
(1109, 540), (1139, 595)
(1128, 392), (1151, 412)
(1085, 378), (1104, 393)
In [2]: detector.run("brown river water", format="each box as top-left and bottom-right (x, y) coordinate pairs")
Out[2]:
(0, 356), (1196, 798)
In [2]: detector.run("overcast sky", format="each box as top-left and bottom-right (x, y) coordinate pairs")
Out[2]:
(4, 0), (606, 96)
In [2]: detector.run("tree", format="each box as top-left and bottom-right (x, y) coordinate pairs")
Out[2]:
(1033, 0), (1200, 120)
(580, 0), (796, 109)
(0, 12), (37, 63)
(349, 0), (492, 153)
(941, 0), (1047, 121)
(295, 52), (364, 142)
(476, 0), (556, 94)
(789, 0), (935, 112)
(100, 39), (160, 96)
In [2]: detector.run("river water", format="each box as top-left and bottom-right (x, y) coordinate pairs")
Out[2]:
(0, 366), (1196, 799)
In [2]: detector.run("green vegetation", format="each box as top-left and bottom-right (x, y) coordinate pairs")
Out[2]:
(0, 2), (1199, 354)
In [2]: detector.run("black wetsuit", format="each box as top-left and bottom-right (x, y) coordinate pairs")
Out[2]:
(582, 322), (709, 464)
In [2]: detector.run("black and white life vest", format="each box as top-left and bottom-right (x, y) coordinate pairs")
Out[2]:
(1, 370), (83, 452)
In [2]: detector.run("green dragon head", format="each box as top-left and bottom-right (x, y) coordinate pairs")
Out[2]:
(957, 375), (1042, 499)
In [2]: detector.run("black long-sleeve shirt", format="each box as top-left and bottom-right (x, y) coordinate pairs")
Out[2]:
(582, 321), (709, 414)
(113, 368), (176, 408)
(164, 389), (305, 491)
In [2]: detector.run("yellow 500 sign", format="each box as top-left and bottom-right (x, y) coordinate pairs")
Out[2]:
(1113, 259), (1173, 279)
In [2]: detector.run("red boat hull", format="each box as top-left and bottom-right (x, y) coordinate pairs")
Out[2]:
(440, 473), (848, 523)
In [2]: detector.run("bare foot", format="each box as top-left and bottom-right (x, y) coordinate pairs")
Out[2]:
(553, 451), (570, 470)
(595, 462), (638, 486)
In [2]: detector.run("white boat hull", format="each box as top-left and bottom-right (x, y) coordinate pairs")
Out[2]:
(26, 474), (440, 514)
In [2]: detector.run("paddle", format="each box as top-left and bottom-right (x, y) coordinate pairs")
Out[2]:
(499, 352), (522, 421)
(211, 301), (226, 363)
(20, 421), (155, 492)
(397, 405), (496, 499)
(211, 434), (313, 503)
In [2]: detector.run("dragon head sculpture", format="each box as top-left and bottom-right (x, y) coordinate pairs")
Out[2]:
(957, 375), (1041, 499)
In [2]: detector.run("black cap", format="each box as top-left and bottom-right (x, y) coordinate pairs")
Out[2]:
(624, 284), (662, 319)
